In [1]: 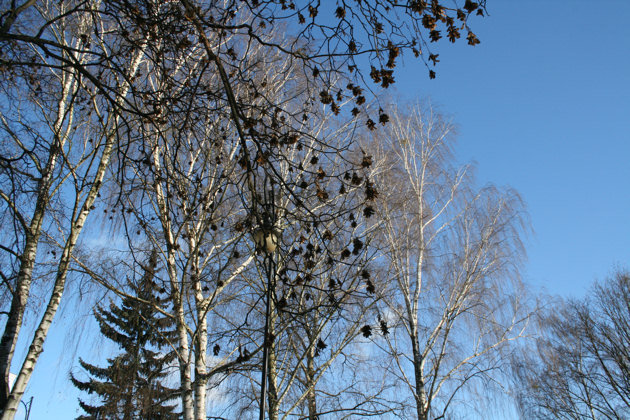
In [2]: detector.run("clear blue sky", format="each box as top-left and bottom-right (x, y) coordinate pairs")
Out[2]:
(21, 1), (630, 418)
(395, 0), (630, 298)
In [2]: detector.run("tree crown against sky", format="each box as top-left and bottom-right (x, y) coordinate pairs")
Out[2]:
(366, 102), (530, 420)
(513, 270), (630, 420)
(0, 2), (628, 419)
(0, 1), (494, 419)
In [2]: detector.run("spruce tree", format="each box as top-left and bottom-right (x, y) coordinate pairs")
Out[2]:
(71, 251), (179, 420)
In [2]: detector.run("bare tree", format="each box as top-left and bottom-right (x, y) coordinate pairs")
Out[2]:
(70, 13), (382, 419)
(0, 0), (490, 417)
(0, 2), (149, 417)
(513, 270), (630, 420)
(201, 97), (387, 419)
(369, 103), (531, 420)
(96, 36), (256, 419)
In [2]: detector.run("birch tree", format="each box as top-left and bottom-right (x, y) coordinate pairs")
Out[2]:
(175, 0), (490, 225)
(93, 17), (324, 418)
(226, 136), (385, 420)
(0, 1), (491, 417)
(0, 2), (149, 417)
(371, 104), (531, 420)
(109, 52), (250, 420)
(71, 9), (384, 418)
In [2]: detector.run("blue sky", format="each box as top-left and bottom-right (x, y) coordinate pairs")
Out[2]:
(19, 1), (630, 419)
(395, 0), (630, 298)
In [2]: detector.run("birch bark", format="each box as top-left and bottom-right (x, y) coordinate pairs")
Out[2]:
(0, 35), (147, 419)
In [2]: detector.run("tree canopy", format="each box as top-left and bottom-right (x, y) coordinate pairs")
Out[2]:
(513, 270), (630, 420)
(0, 1), (494, 419)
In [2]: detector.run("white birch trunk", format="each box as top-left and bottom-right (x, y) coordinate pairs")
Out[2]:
(0, 64), (77, 407)
(194, 306), (208, 420)
(154, 159), (195, 419)
(0, 39), (146, 419)
(176, 296), (195, 420)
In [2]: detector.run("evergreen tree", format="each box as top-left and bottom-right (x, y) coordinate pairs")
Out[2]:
(71, 251), (179, 420)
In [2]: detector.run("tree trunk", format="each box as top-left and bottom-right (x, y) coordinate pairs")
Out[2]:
(194, 303), (208, 420)
(267, 302), (279, 420)
(306, 347), (317, 420)
(0, 233), (39, 410)
(0, 72), (73, 409)
(1, 111), (120, 419)
(0, 33), (147, 418)
(176, 298), (194, 420)
(169, 254), (194, 420)
(2, 223), (83, 418)
(411, 334), (429, 420)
